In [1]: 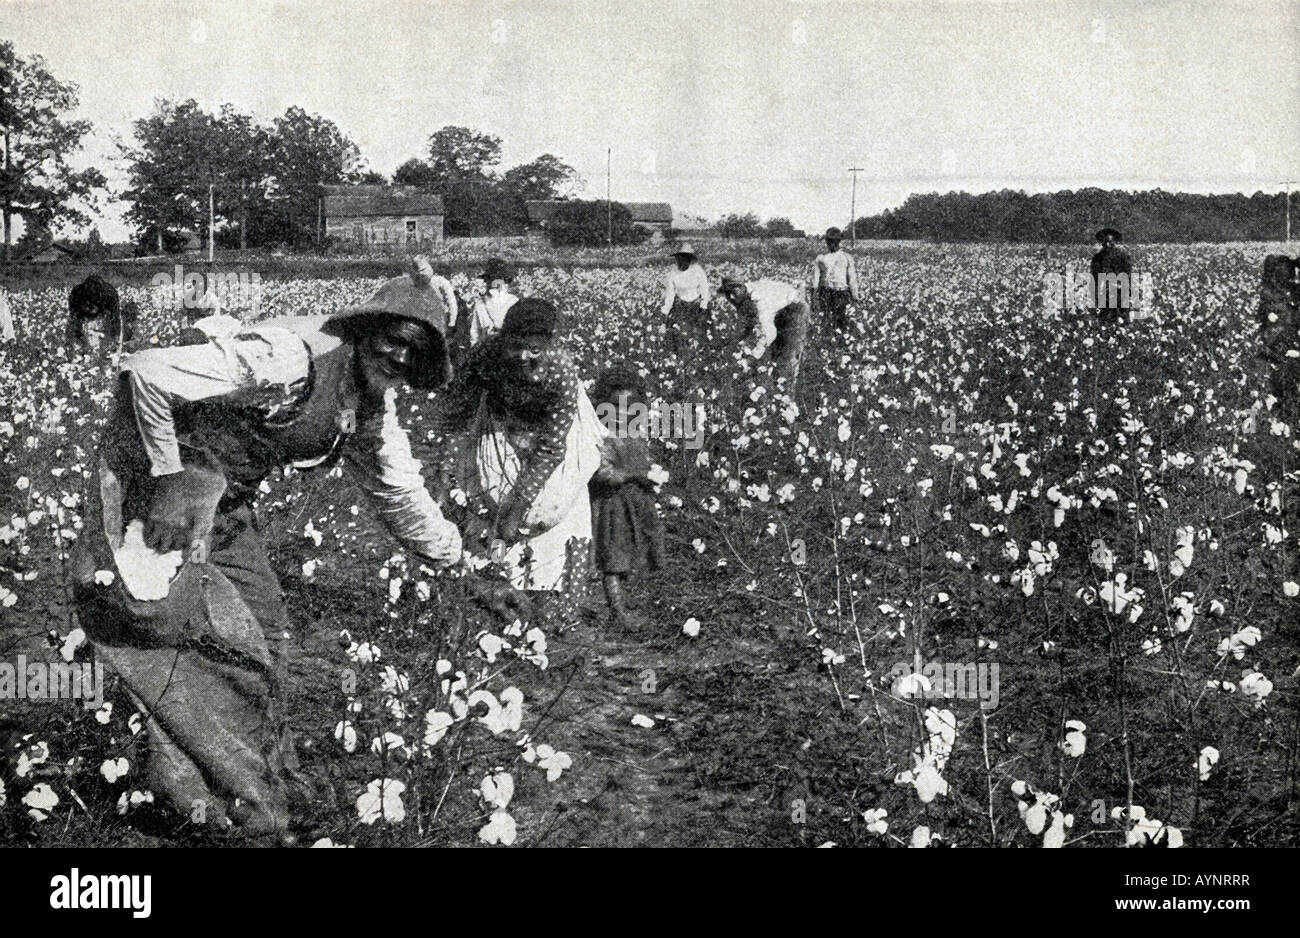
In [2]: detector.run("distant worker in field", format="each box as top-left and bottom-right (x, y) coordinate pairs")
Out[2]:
(811, 227), (861, 331)
(1090, 227), (1133, 323)
(469, 257), (519, 345)
(67, 274), (139, 355)
(662, 242), (710, 353)
(718, 276), (810, 388)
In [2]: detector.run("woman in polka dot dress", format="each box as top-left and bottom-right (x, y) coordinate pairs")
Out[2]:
(416, 298), (604, 621)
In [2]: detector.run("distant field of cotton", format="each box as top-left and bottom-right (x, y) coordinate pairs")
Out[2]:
(1, 241), (1296, 847)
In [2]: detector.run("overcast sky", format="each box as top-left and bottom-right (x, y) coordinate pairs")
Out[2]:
(3, 0), (1299, 240)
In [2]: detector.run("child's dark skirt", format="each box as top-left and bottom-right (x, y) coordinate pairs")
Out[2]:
(591, 481), (665, 575)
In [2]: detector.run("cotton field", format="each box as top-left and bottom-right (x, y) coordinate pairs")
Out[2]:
(1, 241), (1295, 847)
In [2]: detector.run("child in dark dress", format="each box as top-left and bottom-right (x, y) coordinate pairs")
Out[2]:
(589, 366), (666, 630)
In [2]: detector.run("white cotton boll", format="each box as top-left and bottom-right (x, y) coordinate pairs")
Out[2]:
(113, 520), (184, 600)
(1061, 720), (1087, 758)
(1197, 746), (1220, 781)
(1240, 670), (1273, 706)
(478, 810), (517, 846)
(334, 721), (358, 753)
(1023, 801), (1048, 835)
(1042, 811), (1069, 848)
(59, 628), (85, 662)
(1217, 626), (1262, 661)
(355, 778), (405, 825)
(99, 757), (129, 783)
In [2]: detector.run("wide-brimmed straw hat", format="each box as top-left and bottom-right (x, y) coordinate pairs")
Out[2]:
(672, 242), (697, 258)
(1095, 227), (1123, 242)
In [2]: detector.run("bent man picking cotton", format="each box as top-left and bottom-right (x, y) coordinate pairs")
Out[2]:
(69, 259), (524, 842)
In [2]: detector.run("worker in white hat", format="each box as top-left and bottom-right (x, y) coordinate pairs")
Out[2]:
(661, 242), (711, 353)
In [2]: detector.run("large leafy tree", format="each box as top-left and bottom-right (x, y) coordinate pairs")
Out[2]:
(501, 154), (581, 202)
(715, 212), (767, 239)
(0, 41), (106, 261)
(122, 99), (269, 252)
(393, 158), (438, 189)
(547, 200), (650, 248)
(268, 105), (364, 245)
(425, 125), (502, 184)
(123, 100), (362, 250)
(398, 132), (583, 236)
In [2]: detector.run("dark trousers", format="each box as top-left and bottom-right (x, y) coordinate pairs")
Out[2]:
(818, 288), (853, 330)
(769, 301), (810, 387)
(668, 298), (706, 354)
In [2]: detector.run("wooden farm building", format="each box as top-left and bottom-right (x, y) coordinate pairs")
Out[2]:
(324, 185), (445, 249)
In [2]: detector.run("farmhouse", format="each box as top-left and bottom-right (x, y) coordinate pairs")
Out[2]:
(526, 200), (674, 240)
(324, 185), (445, 249)
(17, 241), (81, 264)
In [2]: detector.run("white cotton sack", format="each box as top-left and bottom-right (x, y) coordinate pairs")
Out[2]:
(113, 520), (184, 601)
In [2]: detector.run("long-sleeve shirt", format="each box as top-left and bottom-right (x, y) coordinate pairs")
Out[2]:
(812, 249), (860, 297)
(120, 327), (463, 566)
(431, 274), (459, 327)
(740, 279), (806, 359)
(420, 339), (582, 519)
(469, 289), (518, 345)
(661, 263), (711, 316)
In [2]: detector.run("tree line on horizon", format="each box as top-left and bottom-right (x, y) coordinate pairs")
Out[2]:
(851, 188), (1295, 243)
(4, 41), (1295, 258)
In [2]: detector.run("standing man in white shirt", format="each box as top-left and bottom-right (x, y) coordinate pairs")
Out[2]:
(661, 242), (710, 354)
(812, 227), (861, 331)
(718, 276), (810, 387)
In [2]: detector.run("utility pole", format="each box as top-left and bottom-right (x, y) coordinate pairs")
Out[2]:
(848, 167), (864, 244)
(208, 183), (215, 262)
(606, 147), (613, 255)
(1286, 181), (1296, 243)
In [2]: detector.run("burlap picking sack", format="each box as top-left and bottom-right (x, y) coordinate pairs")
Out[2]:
(67, 395), (287, 835)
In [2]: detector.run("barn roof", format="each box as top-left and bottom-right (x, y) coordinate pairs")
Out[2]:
(525, 200), (673, 224)
(324, 185), (444, 218)
(16, 241), (80, 263)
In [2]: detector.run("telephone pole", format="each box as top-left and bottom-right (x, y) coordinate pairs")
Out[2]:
(606, 147), (613, 255)
(208, 183), (215, 262)
(1286, 181), (1296, 243)
(848, 167), (864, 244)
